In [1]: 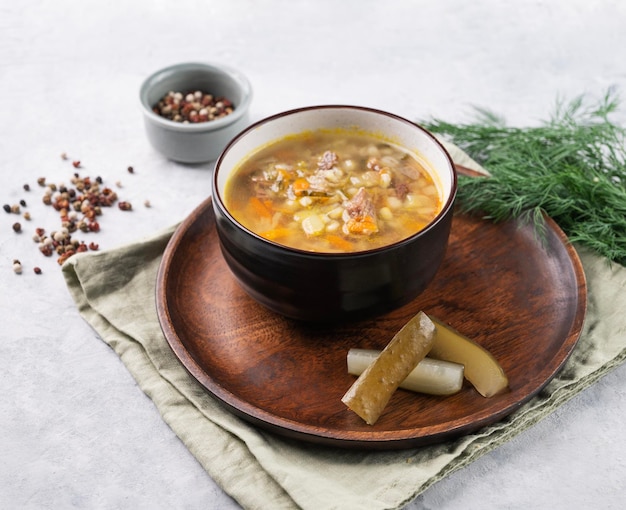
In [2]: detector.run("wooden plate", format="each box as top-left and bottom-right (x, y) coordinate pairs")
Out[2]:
(156, 175), (586, 450)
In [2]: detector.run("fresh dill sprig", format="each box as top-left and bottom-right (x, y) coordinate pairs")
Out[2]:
(423, 89), (626, 266)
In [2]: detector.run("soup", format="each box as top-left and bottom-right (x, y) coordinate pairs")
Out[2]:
(224, 129), (443, 252)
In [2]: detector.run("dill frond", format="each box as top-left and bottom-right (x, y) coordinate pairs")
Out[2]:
(423, 90), (626, 265)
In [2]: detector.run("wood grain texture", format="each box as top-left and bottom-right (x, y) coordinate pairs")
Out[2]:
(156, 168), (586, 450)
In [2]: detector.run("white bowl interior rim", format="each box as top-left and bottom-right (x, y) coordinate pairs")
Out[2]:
(214, 106), (456, 251)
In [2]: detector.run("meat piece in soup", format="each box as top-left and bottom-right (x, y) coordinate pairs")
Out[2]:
(224, 130), (443, 252)
(343, 187), (379, 236)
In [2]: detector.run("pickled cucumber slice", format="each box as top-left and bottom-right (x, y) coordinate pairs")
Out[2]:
(429, 316), (509, 397)
(341, 311), (436, 425)
(347, 349), (464, 396)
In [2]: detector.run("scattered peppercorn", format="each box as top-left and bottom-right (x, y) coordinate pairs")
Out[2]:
(144, 199), (151, 208)
(8, 155), (140, 269)
(57, 250), (75, 265)
(152, 90), (235, 123)
(13, 260), (22, 274)
(61, 152), (68, 160)
(33, 171), (123, 263)
(53, 229), (67, 242)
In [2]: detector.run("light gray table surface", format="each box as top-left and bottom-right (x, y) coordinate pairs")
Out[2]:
(2, 1), (625, 508)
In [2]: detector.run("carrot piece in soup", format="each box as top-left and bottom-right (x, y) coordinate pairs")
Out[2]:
(260, 227), (292, 241)
(293, 178), (310, 196)
(345, 216), (379, 235)
(325, 234), (354, 252)
(248, 196), (273, 218)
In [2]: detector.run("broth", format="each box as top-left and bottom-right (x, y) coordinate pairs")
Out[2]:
(224, 129), (443, 252)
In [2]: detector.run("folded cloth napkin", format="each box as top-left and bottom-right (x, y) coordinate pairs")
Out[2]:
(62, 146), (626, 510)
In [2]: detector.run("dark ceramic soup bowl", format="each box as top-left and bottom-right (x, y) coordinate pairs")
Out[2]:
(212, 105), (457, 322)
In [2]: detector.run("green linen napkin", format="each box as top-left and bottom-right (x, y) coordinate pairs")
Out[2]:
(62, 146), (626, 510)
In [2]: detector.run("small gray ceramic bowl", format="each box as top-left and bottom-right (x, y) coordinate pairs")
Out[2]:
(139, 62), (252, 164)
